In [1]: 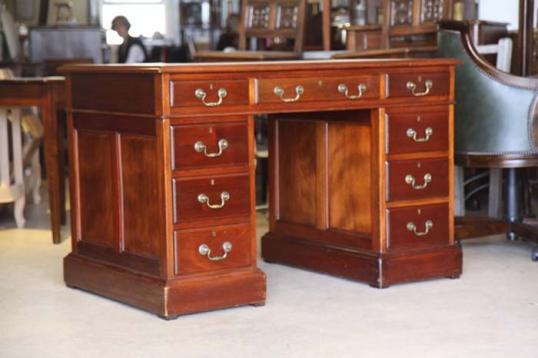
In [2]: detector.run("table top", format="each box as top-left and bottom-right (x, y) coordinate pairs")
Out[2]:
(61, 58), (460, 75)
(0, 76), (64, 84)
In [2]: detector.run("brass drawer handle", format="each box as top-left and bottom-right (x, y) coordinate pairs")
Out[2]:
(406, 127), (433, 142)
(194, 139), (229, 158)
(338, 83), (367, 100)
(197, 191), (230, 209)
(407, 220), (434, 237)
(198, 241), (233, 261)
(273, 85), (304, 103)
(406, 80), (433, 97)
(405, 173), (432, 190)
(195, 88), (228, 107)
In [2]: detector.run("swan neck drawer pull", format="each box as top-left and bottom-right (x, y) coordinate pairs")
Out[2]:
(406, 80), (433, 97)
(198, 241), (233, 261)
(338, 83), (367, 100)
(273, 85), (304, 103)
(194, 139), (229, 157)
(406, 127), (433, 142)
(406, 220), (434, 237)
(197, 191), (230, 209)
(405, 173), (432, 190)
(195, 88), (228, 107)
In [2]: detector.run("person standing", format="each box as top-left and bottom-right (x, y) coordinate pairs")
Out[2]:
(111, 16), (147, 63)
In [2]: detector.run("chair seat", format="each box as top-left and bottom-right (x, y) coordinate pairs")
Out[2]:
(456, 152), (538, 169)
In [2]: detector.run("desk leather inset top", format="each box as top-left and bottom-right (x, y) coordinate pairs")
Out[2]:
(62, 59), (461, 319)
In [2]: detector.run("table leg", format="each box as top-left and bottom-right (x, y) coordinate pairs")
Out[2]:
(42, 95), (63, 244)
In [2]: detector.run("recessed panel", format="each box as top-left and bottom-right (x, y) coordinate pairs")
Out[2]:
(328, 121), (372, 234)
(77, 130), (116, 248)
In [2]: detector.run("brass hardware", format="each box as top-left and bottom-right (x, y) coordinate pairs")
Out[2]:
(273, 85), (304, 103)
(337, 83), (367, 100)
(198, 241), (233, 261)
(405, 173), (432, 190)
(195, 88), (228, 107)
(197, 191), (230, 209)
(406, 127), (433, 142)
(406, 80), (433, 97)
(406, 220), (434, 236)
(194, 139), (229, 157)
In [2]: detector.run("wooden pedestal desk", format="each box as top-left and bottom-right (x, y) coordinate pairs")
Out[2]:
(62, 59), (462, 318)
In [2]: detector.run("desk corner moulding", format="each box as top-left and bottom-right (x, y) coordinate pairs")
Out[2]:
(62, 59), (461, 318)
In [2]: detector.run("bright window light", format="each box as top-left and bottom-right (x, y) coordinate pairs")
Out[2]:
(101, 2), (166, 45)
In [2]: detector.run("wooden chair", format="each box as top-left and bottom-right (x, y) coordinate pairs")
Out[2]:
(194, 0), (306, 62)
(438, 20), (538, 259)
(0, 68), (44, 227)
(344, 0), (453, 52)
(0, 107), (25, 227)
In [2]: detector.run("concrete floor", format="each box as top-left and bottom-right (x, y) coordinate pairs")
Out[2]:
(1, 197), (538, 357)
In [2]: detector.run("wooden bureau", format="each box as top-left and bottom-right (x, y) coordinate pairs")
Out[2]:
(62, 59), (462, 318)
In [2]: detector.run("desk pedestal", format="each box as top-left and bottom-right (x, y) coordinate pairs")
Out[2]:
(262, 113), (462, 287)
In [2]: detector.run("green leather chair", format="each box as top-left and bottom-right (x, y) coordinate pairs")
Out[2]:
(437, 20), (538, 259)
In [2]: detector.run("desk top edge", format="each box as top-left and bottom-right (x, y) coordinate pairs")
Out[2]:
(61, 59), (460, 75)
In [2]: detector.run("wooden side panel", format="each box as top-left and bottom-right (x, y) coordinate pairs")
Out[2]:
(121, 135), (161, 258)
(71, 74), (156, 114)
(277, 120), (317, 226)
(77, 130), (116, 248)
(328, 120), (372, 234)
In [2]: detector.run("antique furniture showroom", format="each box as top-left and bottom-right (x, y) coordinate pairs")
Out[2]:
(1, 0), (538, 357)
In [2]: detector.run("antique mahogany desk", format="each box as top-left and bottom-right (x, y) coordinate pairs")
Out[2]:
(62, 59), (462, 318)
(0, 77), (65, 243)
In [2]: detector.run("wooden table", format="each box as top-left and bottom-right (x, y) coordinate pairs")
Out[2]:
(62, 59), (461, 318)
(0, 77), (66, 243)
(193, 50), (302, 62)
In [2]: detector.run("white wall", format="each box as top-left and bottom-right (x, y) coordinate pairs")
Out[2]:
(479, 0), (538, 30)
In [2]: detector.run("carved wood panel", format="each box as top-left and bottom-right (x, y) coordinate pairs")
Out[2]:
(421, 0), (445, 24)
(390, 0), (413, 27)
(246, 3), (270, 29)
(276, 4), (299, 29)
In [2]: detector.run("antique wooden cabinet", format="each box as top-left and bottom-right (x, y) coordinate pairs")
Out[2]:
(63, 59), (461, 318)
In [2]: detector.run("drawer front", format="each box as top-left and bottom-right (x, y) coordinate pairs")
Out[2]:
(387, 204), (449, 252)
(175, 224), (252, 275)
(174, 174), (250, 224)
(387, 158), (449, 202)
(171, 121), (249, 171)
(387, 71), (450, 99)
(386, 109), (449, 154)
(257, 75), (379, 104)
(171, 79), (249, 108)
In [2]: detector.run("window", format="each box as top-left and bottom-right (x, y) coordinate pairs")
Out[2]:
(101, 0), (169, 44)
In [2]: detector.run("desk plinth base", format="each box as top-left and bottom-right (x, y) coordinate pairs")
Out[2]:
(261, 233), (462, 288)
(64, 254), (266, 319)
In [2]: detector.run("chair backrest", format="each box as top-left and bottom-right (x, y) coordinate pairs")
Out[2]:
(239, 0), (306, 53)
(476, 37), (513, 73)
(437, 21), (538, 155)
(383, 0), (452, 48)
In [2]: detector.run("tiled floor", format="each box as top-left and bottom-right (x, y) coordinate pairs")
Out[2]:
(1, 191), (538, 357)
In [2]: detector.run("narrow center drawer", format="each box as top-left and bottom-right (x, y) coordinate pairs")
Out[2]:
(171, 121), (249, 171)
(386, 108), (449, 154)
(387, 204), (449, 252)
(174, 224), (252, 275)
(173, 174), (250, 224)
(257, 75), (379, 104)
(170, 79), (249, 108)
(387, 71), (450, 99)
(387, 158), (449, 202)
